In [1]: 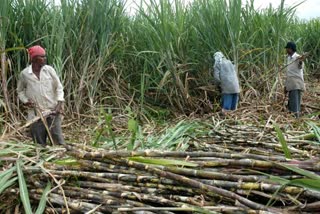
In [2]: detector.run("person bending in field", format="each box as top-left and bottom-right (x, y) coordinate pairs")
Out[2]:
(213, 52), (240, 113)
(284, 41), (305, 118)
(17, 45), (65, 146)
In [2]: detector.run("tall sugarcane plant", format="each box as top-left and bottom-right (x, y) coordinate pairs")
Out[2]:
(1, 0), (319, 118)
(0, 0), (15, 122)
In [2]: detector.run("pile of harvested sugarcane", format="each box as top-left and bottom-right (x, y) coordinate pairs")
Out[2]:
(1, 121), (320, 213)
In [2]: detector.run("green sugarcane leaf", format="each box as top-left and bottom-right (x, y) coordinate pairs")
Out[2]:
(128, 118), (138, 133)
(129, 156), (198, 167)
(127, 138), (135, 151)
(0, 167), (17, 195)
(0, 47), (25, 54)
(274, 123), (292, 159)
(128, 118), (138, 150)
(248, 169), (289, 185)
(54, 158), (79, 166)
(289, 178), (320, 192)
(16, 160), (33, 214)
(264, 176), (290, 186)
(0, 148), (32, 156)
(291, 133), (316, 140)
(0, 177), (18, 194)
(248, 170), (290, 206)
(266, 183), (288, 207)
(280, 164), (320, 180)
(104, 112), (112, 123)
(35, 182), (51, 214)
(0, 166), (16, 179)
(307, 122), (320, 142)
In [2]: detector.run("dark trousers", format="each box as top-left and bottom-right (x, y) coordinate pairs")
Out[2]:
(30, 114), (64, 145)
(288, 90), (301, 117)
(222, 93), (239, 110)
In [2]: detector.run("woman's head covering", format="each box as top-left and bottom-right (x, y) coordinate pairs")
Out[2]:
(214, 52), (224, 65)
(28, 45), (46, 60)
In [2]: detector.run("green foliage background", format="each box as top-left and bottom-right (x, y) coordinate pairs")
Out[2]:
(1, 0), (319, 116)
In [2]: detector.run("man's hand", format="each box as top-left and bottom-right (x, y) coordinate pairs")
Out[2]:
(298, 60), (303, 69)
(298, 53), (308, 69)
(298, 55), (305, 62)
(298, 52), (309, 62)
(54, 101), (64, 114)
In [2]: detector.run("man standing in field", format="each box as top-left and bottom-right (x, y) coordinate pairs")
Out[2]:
(17, 45), (65, 146)
(213, 52), (240, 113)
(284, 41), (305, 118)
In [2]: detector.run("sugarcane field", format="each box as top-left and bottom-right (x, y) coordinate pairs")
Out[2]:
(1, 0), (320, 213)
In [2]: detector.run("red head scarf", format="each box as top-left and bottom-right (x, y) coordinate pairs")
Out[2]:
(28, 45), (46, 60)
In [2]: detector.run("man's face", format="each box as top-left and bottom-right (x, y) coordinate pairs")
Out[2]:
(286, 48), (293, 55)
(32, 55), (47, 66)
